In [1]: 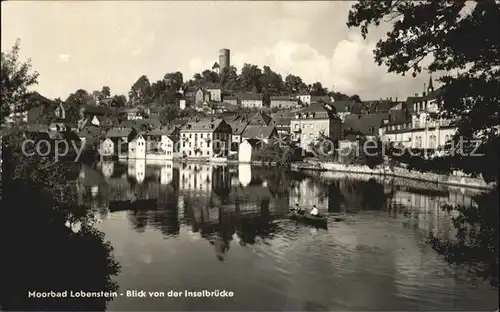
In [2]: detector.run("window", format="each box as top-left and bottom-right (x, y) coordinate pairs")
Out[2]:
(295, 124), (299, 129)
(445, 134), (451, 143)
(368, 126), (374, 133)
(416, 136), (422, 148)
(429, 135), (436, 149)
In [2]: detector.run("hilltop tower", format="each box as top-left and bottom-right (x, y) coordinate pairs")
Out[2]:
(218, 49), (230, 71)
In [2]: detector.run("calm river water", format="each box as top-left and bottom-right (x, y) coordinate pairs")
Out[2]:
(76, 160), (498, 311)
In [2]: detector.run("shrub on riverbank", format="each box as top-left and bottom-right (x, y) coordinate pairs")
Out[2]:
(1, 131), (121, 310)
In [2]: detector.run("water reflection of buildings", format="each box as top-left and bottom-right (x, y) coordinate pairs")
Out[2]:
(76, 161), (477, 249)
(387, 188), (473, 241)
(127, 159), (146, 183)
(289, 178), (342, 213)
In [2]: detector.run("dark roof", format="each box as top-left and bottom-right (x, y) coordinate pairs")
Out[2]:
(272, 117), (292, 126)
(248, 112), (272, 126)
(343, 113), (390, 136)
(311, 95), (331, 103)
(331, 100), (359, 113)
(106, 127), (135, 138)
(120, 118), (161, 129)
(239, 93), (263, 101)
(242, 125), (276, 139)
(360, 100), (396, 113)
(181, 118), (226, 132)
(295, 102), (338, 119)
(147, 126), (178, 136)
(270, 95), (298, 101)
(83, 105), (110, 116)
(205, 83), (221, 90)
(228, 121), (248, 135)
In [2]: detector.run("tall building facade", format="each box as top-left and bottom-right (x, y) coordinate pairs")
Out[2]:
(218, 49), (230, 70)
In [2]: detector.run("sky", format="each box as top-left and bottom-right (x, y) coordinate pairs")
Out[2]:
(2, 1), (433, 101)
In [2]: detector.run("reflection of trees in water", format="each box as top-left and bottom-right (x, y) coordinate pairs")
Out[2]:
(1, 135), (120, 311)
(428, 186), (499, 287)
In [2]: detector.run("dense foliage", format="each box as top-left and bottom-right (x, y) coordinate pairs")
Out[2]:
(1, 42), (120, 311)
(1, 39), (39, 123)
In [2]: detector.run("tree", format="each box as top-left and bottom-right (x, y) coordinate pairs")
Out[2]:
(111, 94), (127, 108)
(329, 91), (350, 101)
(164, 72), (183, 92)
(259, 66), (285, 93)
(240, 64), (262, 92)
(128, 75), (152, 107)
(284, 74), (307, 93)
(159, 105), (179, 125)
(1, 131), (121, 311)
(201, 70), (219, 84)
(349, 94), (361, 102)
(65, 89), (94, 123)
(101, 86), (111, 99)
(220, 66), (239, 91)
(347, 0), (500, 286)
(310, 82), (327, 96)
(1, 39), (39, 123)
(347, 0), (500, 182)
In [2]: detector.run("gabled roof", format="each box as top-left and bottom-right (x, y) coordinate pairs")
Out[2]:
(311, 95), (331, 103)
(242, 125), (276, 139)
(295, 102), (339, 119)
(239, 93), (263, 101)
(181, 118), (226, 132)
(343, 113), (390, 136)
(228, 121), (248, 135)
(83, 104), (110, 116)
(248, 112), (272, 126)
(204, 83), (221, 90)
(147, 126), (178, 136)
(331, 100), (359, 113)
(270, 95), (298, 101)
(25, 92), (54, 110)
(106, 127), (135, 138)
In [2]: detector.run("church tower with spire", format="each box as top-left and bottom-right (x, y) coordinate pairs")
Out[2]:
(428, 75), (434, 94)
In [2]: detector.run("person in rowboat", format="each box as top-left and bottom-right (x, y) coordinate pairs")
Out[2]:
(129, 192), (138, 203)
(293, 203), (305, 215)
(309, 205), (319, 216)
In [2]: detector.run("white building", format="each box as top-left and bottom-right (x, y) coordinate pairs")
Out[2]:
(100, 138), (115, 157)
(128, 134), (146, 159)
(160, 161), (173, 185)
(290, 103), (342, 151)
(146, 126), (178, 160)
(296, 92), (311, 106)
(380, 79), (457, 150)
(206, 87), (222, 102)
(238, 140), (254, 163)
(179, 118), (232, 159)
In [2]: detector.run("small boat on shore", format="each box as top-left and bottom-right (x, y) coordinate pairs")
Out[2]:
(288, 211), (328, 228)
(109, 199), (157, 212)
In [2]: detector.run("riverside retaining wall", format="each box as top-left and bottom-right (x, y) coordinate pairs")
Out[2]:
(292, 162), (495, 190)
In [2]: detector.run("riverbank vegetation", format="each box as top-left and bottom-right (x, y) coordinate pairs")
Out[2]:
(347, 0), (499, 286)
(1, 42), (121, 310)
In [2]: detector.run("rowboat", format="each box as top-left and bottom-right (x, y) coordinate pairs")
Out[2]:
(109, 199), (157, 212)
(288, 211), (328, 228)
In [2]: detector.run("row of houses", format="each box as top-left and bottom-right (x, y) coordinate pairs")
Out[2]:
(11, 76), (462, 163)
